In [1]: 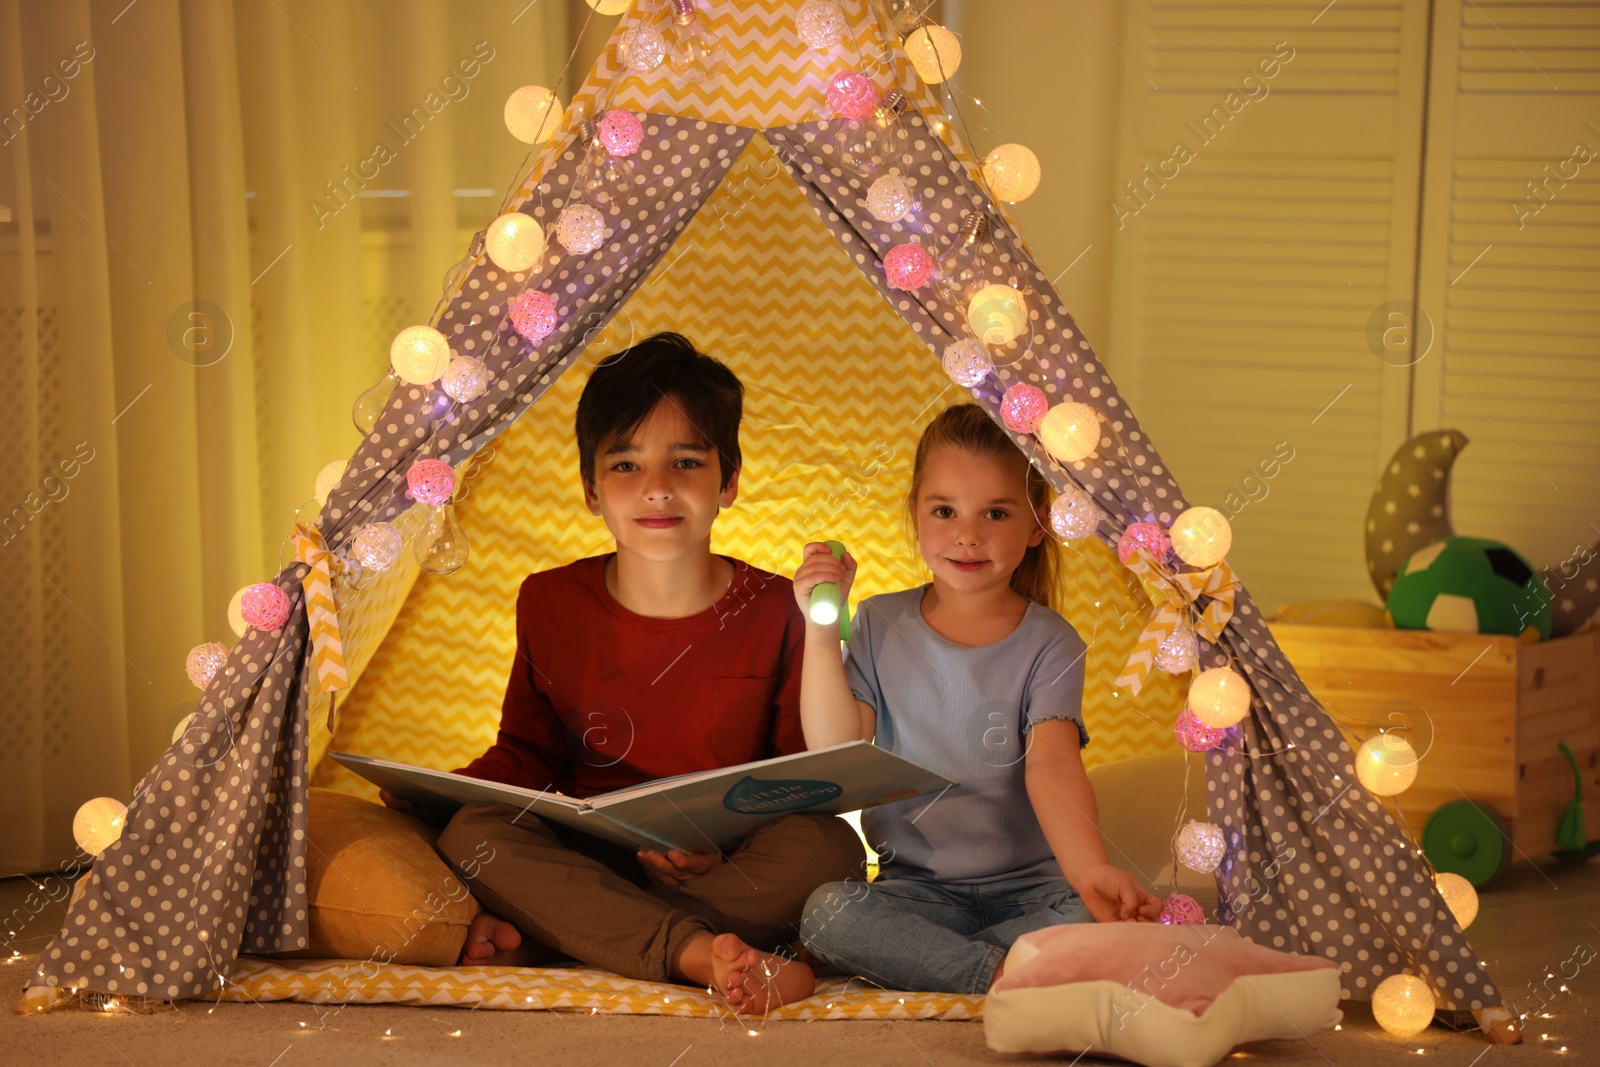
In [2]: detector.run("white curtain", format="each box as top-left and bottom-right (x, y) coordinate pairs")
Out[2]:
(0, 0), (582, 876)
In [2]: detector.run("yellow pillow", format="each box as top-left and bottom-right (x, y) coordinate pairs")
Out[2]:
(279, 787), (479, 965)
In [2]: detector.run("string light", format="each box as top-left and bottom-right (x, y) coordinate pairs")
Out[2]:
(502, 86), (562, 144)
(1372, 973), (1435, 1037)
(577, 118), (639, 208)
(1000, 383), (1048, 434)
(508, 289), (559, 342)
(390, 325), (451, 385)
(352, 522), (404, 572)
(185, 642), (229, 689)
(73, 798), (127, 856)
(555, 202), (608, 255)
(966, 283), (1026, 345)
(1175, 820), (1225, 873)
(982, 144), (1041, 202)
(794, 0), (847, 49)
(1171, 506), (1233, 568)
(1048, 487), (1100, 541)
(1117, 521), (1170, 563)
(1156, 630), (1201, 675)
(666, 0), (724, 83)
(826, 69), (878, 122)
(904, 24), (961, 83)
(240, 582), (292, 631)
(940, 338), (991, 388)
(1037, 400), (1099, 463)
(597, 108), (645, 157)
(442, 355), (491, 404)
(1356, 733), (1419, 796)
(619, 24), (668, 72)
(883, 242), (934, 289)
(866, 174), (914, 223)
(1188, 667), (1251, 728)
(1434, 872), (1478, 928)
(406, 460), (456, 507)
(313, 459), (348, 505)
(485, 212), (545, 273)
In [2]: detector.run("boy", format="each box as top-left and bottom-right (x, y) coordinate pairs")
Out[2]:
(409, 333), (863, 1013)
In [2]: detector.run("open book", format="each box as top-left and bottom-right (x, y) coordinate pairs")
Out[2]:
(332, 741), (955, 853)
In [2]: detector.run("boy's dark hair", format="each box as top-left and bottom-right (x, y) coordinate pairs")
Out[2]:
(575, 332), (743, 492)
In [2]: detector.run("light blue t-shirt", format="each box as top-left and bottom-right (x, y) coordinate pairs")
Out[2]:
(845, 586), (1089, 885)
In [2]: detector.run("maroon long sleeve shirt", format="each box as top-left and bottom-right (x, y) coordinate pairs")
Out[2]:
(458, 553), (808, 798)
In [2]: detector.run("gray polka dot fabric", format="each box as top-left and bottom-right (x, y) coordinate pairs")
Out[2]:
(769, 111), (1501, 1014)
(31, 115), (754, 1004)
(32, 101), (1502, 1018)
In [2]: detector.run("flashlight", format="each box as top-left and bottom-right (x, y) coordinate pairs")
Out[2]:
(807, 539), (851, 639)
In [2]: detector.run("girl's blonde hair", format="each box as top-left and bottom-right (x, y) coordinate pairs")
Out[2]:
(905, 403), (1063, 615)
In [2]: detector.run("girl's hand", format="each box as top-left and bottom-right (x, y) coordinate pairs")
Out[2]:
(1072, 863), (1165, 923)
(792, 542), (857, 624)
(637, 849), (722, 886)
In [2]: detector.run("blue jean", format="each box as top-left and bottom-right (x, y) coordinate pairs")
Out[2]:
(799, 873), (1093, 994)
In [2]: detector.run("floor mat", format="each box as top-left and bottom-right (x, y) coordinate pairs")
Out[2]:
(213, 957), (985, 1020)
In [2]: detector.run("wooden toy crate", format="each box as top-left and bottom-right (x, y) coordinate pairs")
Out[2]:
(1264, 623), (1600, 875)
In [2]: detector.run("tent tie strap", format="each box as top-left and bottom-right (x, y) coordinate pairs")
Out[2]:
(291, 523), (350, 707)
(1115, 555), (1238, 696)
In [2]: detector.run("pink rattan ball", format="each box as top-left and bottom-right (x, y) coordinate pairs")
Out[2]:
(1160, 893), (1206, 925)
(1000, 383), (1048, 434)
(598, 108), (644, 157)
(1118, 521), (1171, 563)
(240, 583), (291, 632)
(826, 69), (878, 122)
(884, 242), (934, 290)
(1174, 706), (1230, 752)
(407, 459), (456, 506)
(508, 289), (558, 342)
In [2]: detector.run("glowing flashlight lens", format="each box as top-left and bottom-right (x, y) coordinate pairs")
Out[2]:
(810, 602), (838, 626)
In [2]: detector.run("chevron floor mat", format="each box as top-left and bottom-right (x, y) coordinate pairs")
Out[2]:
(213, 957), (985, 1021)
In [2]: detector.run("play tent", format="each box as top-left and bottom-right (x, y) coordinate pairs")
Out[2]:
(27, 0), (1511, 1036)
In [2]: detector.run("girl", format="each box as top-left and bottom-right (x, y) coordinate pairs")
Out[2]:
(792, 403), (1161, 994)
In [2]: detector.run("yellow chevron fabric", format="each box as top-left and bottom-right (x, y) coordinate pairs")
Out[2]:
(304, 508), (428, 776)
(585, 0), (893, 132)
(291, 523), (349, 698)
(543, 0), (988, 194)
(213, 957), (983, 1020)
(314, 136), (1183, 799)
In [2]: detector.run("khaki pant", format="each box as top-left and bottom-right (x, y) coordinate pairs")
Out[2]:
(435, 803), (865, 982)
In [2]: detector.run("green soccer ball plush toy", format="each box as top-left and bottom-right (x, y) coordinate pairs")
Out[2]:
(1386, 536), (1552, 642)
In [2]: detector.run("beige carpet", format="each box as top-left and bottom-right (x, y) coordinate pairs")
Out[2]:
(6, 857), (1599, 1066)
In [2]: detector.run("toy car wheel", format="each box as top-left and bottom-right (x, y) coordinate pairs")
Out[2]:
(1422, 800), (1511, 888)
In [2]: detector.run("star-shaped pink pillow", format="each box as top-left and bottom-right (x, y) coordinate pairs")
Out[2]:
(986, 924), (1342, 1067)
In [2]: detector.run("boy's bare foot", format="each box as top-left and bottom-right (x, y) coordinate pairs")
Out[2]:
(458, 911), (531, 966)
(674, 931), (814, 1014)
